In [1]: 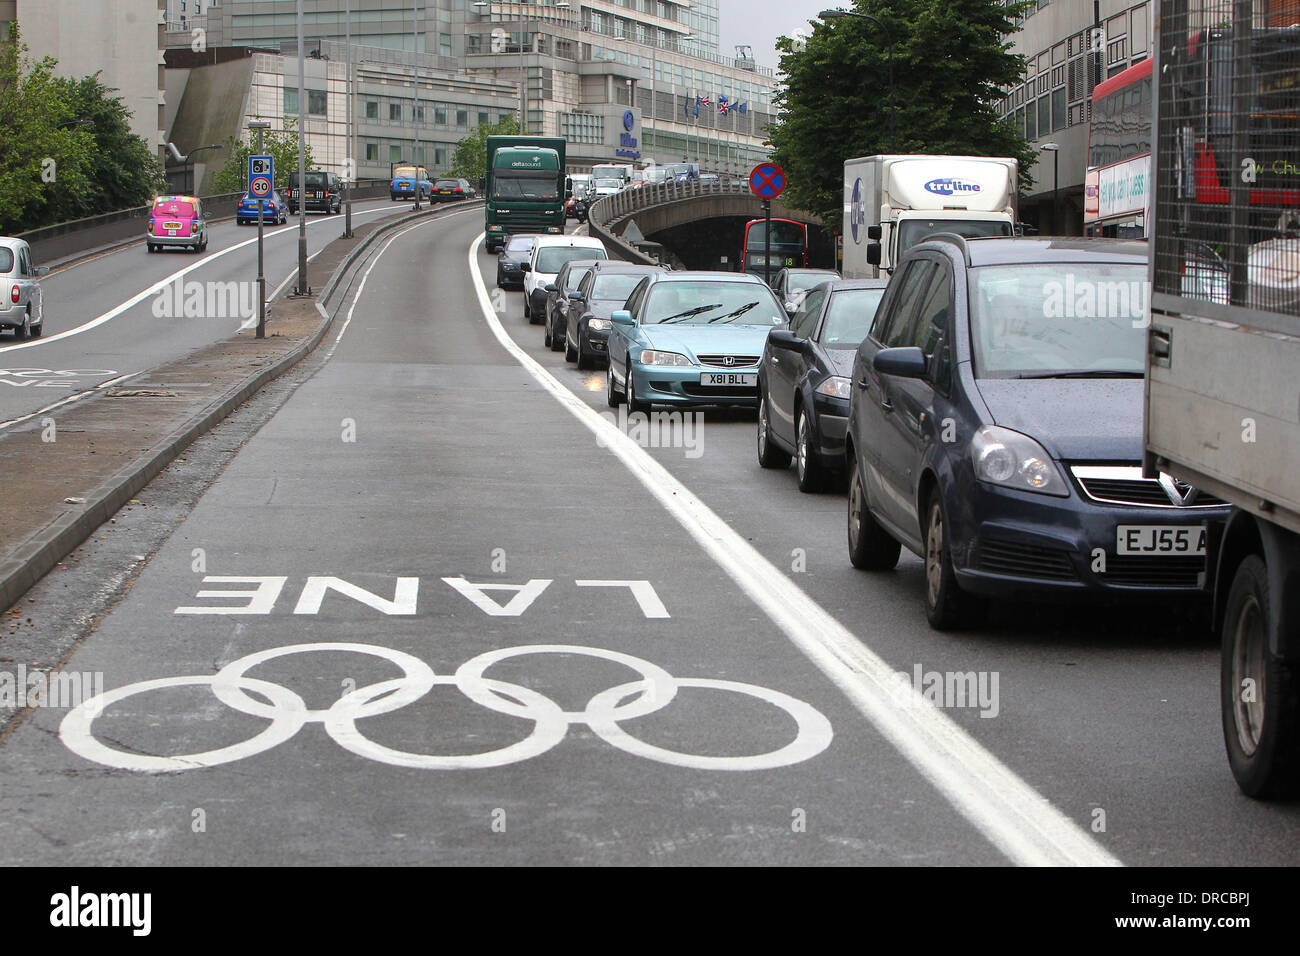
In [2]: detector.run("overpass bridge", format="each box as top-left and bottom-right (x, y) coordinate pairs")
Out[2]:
(586, 181), (831, 272)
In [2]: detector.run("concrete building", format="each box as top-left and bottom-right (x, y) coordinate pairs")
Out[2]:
(167, 0), (776, 178)
(3, 0), (167, 160)
(997, 0), (1155, 235)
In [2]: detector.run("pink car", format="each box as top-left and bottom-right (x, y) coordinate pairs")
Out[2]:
(147, 195), (208, 253)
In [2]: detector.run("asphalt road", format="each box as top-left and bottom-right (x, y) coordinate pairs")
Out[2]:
(0, 209), (1296, 865)
(0, 198), (415, 426)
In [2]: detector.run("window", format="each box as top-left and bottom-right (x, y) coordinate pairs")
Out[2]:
(1052, 87), (1066, 130)
(389, 102), (402, 121)
(478, 111), (489, 126)
(1037, 95), (1050, 137)
(435, 147), (446, 166)
(790, 289), (825, 338)
(910, 265), (952, 389)
(365, 100), (378, 119)
(389, 144), (403, 162)
(308, 89), (327, 116)
(874, 260), (936, 347)
(365, 142), (378, 161)
(414, 105), (425, 123)
(435, 107), (447, 126)
(456, 109), (468, 128)
(283, 88), (297, 113)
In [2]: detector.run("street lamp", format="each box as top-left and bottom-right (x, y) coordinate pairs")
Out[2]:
(248, 120), (272, 339)
(1040, 142), (1060, 234)
(412, 0), (422, 210)
(185, 144), (224, 194)
(819, 8), (894, 152)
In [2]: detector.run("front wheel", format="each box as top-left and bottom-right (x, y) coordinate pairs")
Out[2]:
(626, 364), (650, 414)
(795, 408), (827, 492)
(605, 365), (621, 407)
(757, 393), (792, 469)
(1222, 554), (1300, 798)
(923, 493), (985, 630)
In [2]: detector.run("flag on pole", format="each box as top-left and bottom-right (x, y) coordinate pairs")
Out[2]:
(717, 95), (730, 114)
(697, 94), (710, 108)
(736, 101), (748, 115)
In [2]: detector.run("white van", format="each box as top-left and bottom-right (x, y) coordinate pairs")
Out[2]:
(522, 235), (607, 322)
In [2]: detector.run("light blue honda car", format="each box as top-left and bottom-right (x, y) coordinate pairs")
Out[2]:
(605, 271), (787, 411)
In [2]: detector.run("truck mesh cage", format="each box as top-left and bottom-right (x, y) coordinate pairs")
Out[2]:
(1153, 0), (1300, 322)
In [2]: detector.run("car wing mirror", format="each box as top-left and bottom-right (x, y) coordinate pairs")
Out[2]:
(520, 263), (531, 272)
(873, 346), (927, 379)
(768, 329), (804, 352)
(544, 283), (557, 293)
(35, 266), (50, 277)
(611, 310), (635, 327)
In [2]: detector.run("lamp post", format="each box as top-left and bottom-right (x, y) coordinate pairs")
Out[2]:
(1040, 142), (1060, 233)
(249, 120), (271, 338)
(819, 8), (894, 152)
(185, 144), (223, 194)
(294, 0), (310, 296)
(344, 0), (353, 237)
(413, 0), (422, 210)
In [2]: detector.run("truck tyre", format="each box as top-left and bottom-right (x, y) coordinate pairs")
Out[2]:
(1221, 554), (1300, 798)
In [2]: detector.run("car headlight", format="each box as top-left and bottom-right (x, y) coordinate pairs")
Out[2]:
(587, 318), (611, 331)
(970, 425), (1069, 497)
(639, 349), (693, 367)
(814, 376), (852, 399)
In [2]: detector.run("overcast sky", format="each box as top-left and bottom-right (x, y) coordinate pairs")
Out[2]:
(718, 0), (829, 73)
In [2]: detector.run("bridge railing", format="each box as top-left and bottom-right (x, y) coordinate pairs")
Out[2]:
(587, 180), (754, 264)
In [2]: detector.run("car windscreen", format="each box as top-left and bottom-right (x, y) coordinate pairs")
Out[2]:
(505, 236), (536, 253)
(536, 246), (607, 273)
(493, 170), (558, 200)
(897, 218), (1011, 255)
(152, 199), (196, 217)
(291, 172), (330, 187)
(788, 272), (838, 294)
(821, 288), (886, 347)
(435, 179), (461, 188)
(0, 249), (13, 272)
(593, 179), (623, 189)
(591, 273), (643, 303)
(969, 262), (1149, 378)
(643, 281), (785, 326)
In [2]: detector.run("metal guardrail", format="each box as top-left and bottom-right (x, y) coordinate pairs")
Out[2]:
(16, 180), (395, 267)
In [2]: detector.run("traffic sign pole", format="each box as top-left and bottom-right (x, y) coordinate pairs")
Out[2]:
(749, 163), (786, 286)
(249, 143), (273, 338)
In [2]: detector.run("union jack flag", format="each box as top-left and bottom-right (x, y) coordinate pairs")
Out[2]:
(717, 95), (730, 114)
(696, 94), (711, 108)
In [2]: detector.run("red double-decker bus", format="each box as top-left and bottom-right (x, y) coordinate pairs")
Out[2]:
(1085, 59), (1153, 238)
(742, 218), (808, 279)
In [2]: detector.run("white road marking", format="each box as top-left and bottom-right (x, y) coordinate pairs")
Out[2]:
(2, 204), (403, 354)
(462, 234), (1122, 868)
(0, 371), (141, 432)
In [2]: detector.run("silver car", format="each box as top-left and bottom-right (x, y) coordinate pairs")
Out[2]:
(0, 237), (47, 340)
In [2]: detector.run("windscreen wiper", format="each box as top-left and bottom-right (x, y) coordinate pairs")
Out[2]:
(659, 305), (721, 323)
(708, 301), (758, 323)
(1013, 370), (1144, 379)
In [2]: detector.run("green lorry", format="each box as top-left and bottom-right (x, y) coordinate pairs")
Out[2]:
(484, 136), (567, 253)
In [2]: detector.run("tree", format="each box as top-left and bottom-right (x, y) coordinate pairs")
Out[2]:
(49, 73), (166, 223)
(210, 119), (314, 196)
(448, 115), (521, 184)
(769, 0), (1038, 227)
(0, 23), (94, 232)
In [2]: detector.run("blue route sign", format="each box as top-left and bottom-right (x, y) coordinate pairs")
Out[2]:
(749, 163), (785, 199)
(248, 155), (273, 199)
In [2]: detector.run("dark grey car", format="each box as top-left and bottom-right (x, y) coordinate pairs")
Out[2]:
(565, 261), (667, 369)
(543, 259), (598, 352)
(496, 234), (539, 290)
(844, 235), (1230, 630)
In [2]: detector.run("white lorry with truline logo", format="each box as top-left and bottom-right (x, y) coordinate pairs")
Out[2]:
(841, 154), (1019, 278)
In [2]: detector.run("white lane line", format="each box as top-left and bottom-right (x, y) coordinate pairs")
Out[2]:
(460, 234), (1121, 868)
(0, 371), (142, 432)
(2, 205), (404, 354)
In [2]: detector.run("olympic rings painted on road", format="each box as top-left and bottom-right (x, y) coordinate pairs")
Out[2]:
(59, 643), (834, 773)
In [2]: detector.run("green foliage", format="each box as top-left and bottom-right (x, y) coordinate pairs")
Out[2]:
(0, 23), (167, 233)
(49, 73), (167, 223)
(448, 114), (521, 183)
(211, 120), (315, 196)
(0, 24), (94, 232)
(769, 0), (1038, 228)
